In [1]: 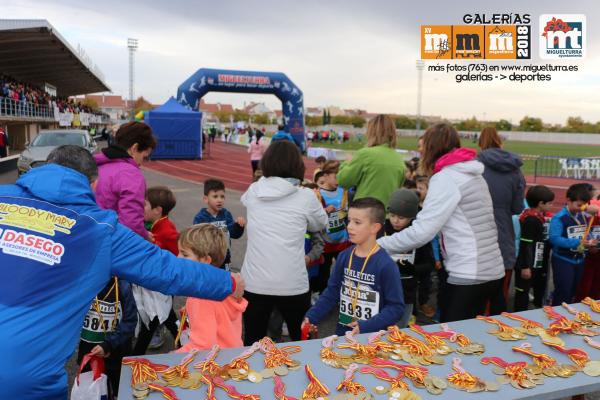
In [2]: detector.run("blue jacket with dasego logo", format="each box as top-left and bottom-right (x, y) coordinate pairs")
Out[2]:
(0, 164), (234, 399)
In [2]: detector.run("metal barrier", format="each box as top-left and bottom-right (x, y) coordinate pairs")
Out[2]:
(0, 97), (55, 120)
(534, 156), (600, 182)
(0, 97), (110, 125)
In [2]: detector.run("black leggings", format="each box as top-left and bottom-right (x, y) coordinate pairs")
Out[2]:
(440, 277), (505, 322)
(251, 160), (260, 174)
(132, 310), (179, 355)
(514, 267), (548, 311)
(243, 291), (311, 345)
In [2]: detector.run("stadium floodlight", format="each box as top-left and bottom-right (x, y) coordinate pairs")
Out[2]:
(416, 60), (425, 132)
(128, 38), (138, 120)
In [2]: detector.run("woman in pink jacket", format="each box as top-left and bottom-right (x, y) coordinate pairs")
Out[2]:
(248, 131), (267, 176)
(94, 122), (157, 238)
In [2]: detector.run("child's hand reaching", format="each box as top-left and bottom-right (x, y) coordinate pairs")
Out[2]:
(235, 217), (246, 227)
(302, 318), (318, 335)
(305, 255), (311, 266)
(348, 321), (360, 335)
(325, 205), (336, 214)
(520, 268), (532, 280)
(90, 345), (109, 358)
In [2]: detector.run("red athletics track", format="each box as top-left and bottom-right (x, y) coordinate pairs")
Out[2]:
(144, 141), (318, 192)
(144, 141), (597, 213)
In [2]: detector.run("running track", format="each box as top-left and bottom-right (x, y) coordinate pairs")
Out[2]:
(144, 141), (318, 192)
(144, 141), (594, 212)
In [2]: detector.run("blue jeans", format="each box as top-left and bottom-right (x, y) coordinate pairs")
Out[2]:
(551, 256), (584, 306)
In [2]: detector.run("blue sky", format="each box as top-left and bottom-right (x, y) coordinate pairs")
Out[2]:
(3, 0), (599, 124)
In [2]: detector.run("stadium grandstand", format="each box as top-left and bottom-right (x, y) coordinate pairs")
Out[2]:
(0, 19), (110, 152)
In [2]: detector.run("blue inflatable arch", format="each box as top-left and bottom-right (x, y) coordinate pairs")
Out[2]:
(177, 68), (305, 148)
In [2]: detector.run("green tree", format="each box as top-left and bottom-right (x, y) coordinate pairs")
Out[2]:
(214, 110), (232, 123)
(350, 115), (365, 128)
(395, 115), (416, 129)
(456, 117), (481, 131)
(132, 96), (154, 118)
(495, 119), (512, 131)
(518, 116), (543, 132)
(82, 97), (99, 112)
(322, 109), (327, 125)
(252, 113), (269, 125)
(306, 116), (322, 126)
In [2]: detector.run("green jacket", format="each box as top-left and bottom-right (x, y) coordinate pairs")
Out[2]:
(337, 144), (405, 207)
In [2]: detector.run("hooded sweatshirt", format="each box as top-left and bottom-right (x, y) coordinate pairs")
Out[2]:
(0, 164), (234, 399)
(177, 294), (248, 352)
(94, 146), (148, 239)
(241, 177), (328, 295)
(378, 148), (505, 284)
(478, 148), (525, 269)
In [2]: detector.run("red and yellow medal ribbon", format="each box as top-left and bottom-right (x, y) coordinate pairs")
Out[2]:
(122, 358), (169, 386)
(512, 343), (556, 369)
(302, 364), (330, 399)
(147, 383), (178, 400)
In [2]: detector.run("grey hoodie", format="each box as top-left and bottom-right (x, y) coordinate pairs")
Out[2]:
(478, 148), (525, 269)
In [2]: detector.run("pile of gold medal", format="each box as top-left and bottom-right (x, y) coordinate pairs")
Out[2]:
(131, 383), (150, 399)
(482, 357), (544, 389)
(447, 358), (499, 393)
(476, 315), (526, 341)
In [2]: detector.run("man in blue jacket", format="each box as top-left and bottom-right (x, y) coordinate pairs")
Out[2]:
(0, 145), (245, 399)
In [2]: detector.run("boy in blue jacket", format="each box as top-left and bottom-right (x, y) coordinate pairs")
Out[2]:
(77, 277), (137, 399)
(303, 197), (404, 336)
(193, 178), (246, 270)
(549, 183), (598, 305)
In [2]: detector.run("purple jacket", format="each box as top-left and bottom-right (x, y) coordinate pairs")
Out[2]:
(94, 149), (148, 239)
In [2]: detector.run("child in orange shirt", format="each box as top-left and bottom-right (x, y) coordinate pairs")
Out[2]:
(176, 224), (248, 351)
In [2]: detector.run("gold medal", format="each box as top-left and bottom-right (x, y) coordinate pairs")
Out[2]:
(430, 375), (447, 390)
(583, 360), (600, 377)
(247, 371), (263, 383)
(274, 365), (289, 376)
(374, 385), (389, 394)
(260, 368), (275, 378)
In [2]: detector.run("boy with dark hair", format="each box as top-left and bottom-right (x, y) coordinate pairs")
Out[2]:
(549, 183), (598, 306)
(378, 189), (435, 326)
(514, 185), (555, 311)
(145, 186), (178, 254)
(313, 161), (351, 294)
(303, 197), (404, 335)
(193, 178), (246, 270)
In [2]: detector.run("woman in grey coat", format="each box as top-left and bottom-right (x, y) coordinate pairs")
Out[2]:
(478, 127), (525, 311)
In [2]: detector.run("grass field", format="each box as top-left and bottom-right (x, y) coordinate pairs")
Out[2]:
(312, 136), (600, 176)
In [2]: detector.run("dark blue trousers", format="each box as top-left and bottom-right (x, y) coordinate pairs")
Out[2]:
(551, 255), (584, 306)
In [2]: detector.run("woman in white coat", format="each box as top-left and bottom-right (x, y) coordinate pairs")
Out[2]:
(241, 140), (328, 344)
(377, 123), (505, 322)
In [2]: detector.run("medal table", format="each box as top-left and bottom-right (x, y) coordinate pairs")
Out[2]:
(119, 304), (600, 399)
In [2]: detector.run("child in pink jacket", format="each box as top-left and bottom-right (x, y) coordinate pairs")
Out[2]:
(248, 132), (267, 175)
(176, 224), (247, 351)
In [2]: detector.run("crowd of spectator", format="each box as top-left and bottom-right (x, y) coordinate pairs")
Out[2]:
(0, 74), (96, 115)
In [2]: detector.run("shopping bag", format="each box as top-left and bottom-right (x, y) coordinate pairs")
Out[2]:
(71, 354), (108, 400)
